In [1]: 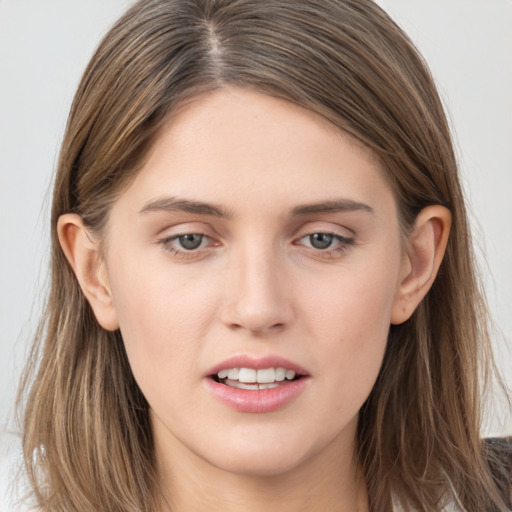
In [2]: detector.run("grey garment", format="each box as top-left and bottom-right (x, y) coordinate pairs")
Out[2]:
(393, 438), (512, 511)
(486, 437), (512, 510)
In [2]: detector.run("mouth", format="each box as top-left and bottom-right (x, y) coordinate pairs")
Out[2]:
(210, 366), (305, 390)
(205, 355), (310, 412)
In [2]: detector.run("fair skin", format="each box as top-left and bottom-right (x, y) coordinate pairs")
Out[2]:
(58, 88), (450, 512)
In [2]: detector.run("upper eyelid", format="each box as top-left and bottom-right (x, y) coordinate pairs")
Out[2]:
(161, 229), (353, 241)
(156, 220), (355, 243)
(155, 216), (354, 231)
(295, 232), (354, 249)
(298, 232), (353, 241)
(156, 222), (217, 238)
(293, 223), (355, 239)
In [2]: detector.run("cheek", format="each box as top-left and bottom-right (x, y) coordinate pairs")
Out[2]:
(298, 257), (400, 410)
(301, 256), (399, 340)
(107, 259), (217, 386)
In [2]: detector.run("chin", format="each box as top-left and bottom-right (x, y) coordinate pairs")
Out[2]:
(210, 449), (309, 478)
(198, 429), (320, 478)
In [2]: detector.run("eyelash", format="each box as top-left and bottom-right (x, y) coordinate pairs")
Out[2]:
(158, 231), (355, 260)
(159, 233), (215, 260)
(296, 232), (355, 257)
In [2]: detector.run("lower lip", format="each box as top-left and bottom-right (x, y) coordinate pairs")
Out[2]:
(204, 377), (310, 413)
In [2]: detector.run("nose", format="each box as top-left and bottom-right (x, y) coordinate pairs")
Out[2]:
(220, 246), (294, 334)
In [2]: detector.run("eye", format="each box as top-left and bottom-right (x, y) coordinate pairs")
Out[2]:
(296, 231), (354, 255)
(159, 232), (215, 257)
(307, 233), (336, 249)
(175, 233), (205, 250)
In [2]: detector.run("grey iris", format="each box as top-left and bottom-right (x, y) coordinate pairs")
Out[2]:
(179, 234), (203, 250)
(310, 233), (333, 249)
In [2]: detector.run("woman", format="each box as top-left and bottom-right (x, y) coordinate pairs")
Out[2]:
(17, 0), (511, 510)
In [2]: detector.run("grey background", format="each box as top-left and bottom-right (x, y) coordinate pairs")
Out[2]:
(1, 1), (511, 509)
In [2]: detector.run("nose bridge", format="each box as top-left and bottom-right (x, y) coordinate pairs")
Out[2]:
(221, 235), (292, 333)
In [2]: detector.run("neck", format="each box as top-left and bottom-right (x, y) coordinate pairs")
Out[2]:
(154, 418), (369, 512)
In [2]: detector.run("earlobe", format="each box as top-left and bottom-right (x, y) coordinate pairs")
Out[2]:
(391, 205), (451, 325)
(57, 214), (119, 331)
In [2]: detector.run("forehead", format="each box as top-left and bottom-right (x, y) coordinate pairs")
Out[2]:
(111, 87), (395, 220)
(157, 87), (380, 169)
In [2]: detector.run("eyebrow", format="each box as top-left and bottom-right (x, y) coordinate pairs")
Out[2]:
(138, 196), (374, 218)
(139, 197), (233, 218)
(291, 199), (374, 216)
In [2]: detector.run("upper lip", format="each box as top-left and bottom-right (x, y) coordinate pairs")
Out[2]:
(206, 354), (310, 378)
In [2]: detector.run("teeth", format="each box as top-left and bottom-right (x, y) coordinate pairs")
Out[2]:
(259, 382), (280, 390)
(216, 367), (298, 384)
(226, 380), (280, 390)
(257, 368), (276, 383)
(227, 368), (239, 380)
(275, 367), (286, 381)
(227, 380), (258, 390)
(238, 368), (257, 383)
(285, 370), (296, 380)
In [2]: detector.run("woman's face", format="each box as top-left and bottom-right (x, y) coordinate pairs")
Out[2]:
(102, 88), (408, 476)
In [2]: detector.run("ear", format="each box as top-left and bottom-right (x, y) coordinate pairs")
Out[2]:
(391, 205), (451, 325)
(57, 213), (119, 331)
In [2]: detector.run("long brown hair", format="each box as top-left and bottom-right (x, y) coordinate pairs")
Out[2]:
(18, 0), (510, 510)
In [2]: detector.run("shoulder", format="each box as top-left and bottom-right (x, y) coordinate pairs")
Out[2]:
(485, 436), (512, 474)
(484, 436), (512, 508)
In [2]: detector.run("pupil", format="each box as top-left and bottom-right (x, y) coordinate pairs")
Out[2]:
(179, 234), (203, 250)
(310, 233), (333, 249)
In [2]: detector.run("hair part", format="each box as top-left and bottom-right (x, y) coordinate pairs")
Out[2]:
(18, 1), (510, 510)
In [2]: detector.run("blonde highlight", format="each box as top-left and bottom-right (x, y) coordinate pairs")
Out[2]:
(18, 1), (511, 511)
